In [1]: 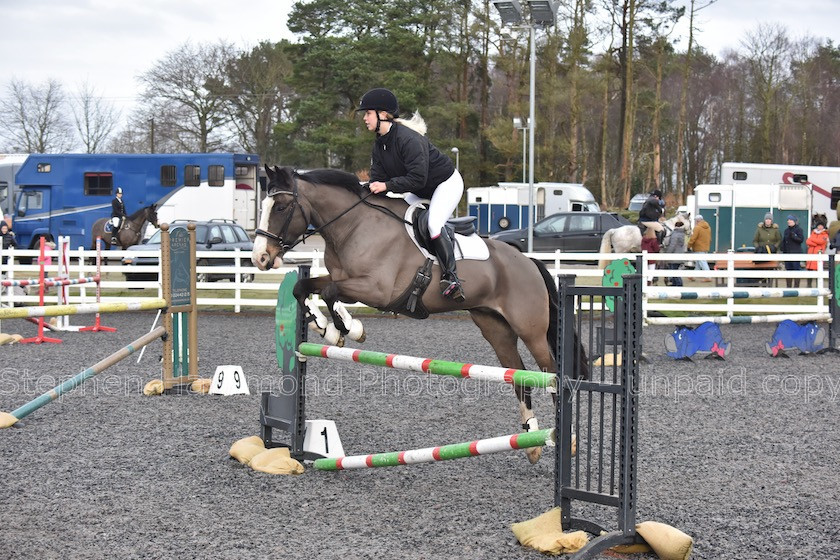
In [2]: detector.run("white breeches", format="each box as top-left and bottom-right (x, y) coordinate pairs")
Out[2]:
(404, 170), (464, 237)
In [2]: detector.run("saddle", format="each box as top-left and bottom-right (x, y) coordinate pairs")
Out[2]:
(383, 208), (477, 319)
(410, 207), (477, 254)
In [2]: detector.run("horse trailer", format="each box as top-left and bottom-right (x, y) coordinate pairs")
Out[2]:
(12, 153), (260, 249)
(693, 182), (812, 252)
(719, 162), (840, 218)
(467, 182), (599, 235)
(0, 154), (28, 223)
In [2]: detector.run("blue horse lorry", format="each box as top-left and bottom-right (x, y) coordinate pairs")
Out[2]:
(11, 153), (261, 250)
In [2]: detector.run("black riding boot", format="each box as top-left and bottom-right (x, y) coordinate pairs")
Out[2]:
(431, 228), (465, 302)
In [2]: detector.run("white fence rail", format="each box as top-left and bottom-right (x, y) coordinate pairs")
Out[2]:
(1, 245), (834, 323)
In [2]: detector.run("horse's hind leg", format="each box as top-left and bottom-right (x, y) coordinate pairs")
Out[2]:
(469, 308), (543, 464)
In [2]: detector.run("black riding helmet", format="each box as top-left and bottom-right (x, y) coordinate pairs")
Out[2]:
(357, 88), (400, 117)
(358, 88), (400, 135)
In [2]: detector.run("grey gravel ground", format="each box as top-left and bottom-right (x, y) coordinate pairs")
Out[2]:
(1, 311), (839, 560)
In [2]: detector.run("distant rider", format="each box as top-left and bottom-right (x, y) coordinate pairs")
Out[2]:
(638, 189), (665, 243)
(110, 187), (126, 245)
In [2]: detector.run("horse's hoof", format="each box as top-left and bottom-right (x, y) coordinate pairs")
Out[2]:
(526, 446), (542, 464)
(355, 332), (366, 343)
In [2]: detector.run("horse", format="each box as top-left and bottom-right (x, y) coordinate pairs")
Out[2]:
(91, 204), (158, 250)
(251, 165), (588, 464)
(598, 225), (642, 268)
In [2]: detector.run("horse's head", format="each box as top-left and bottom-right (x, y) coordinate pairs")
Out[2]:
(147, 204), (159, 228)
(252, 165), (311, 270)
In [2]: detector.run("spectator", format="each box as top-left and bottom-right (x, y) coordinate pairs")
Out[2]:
(663, 220), (687, 287)
(805, 218), (829, 287)
(780, 215), (804, 288)
(753, 212), (781, 254)
(641, 227), (660, 285)
(687, 215), (712, 282)
(1, 222), (16, 266)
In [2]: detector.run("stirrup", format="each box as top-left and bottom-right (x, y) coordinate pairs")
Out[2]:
(440, 279), (465, 302)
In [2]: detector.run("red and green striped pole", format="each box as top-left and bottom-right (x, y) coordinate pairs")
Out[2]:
(298, 343), (555, 389)
(0, 327), (167, 429)
(314, 428), (554, 471)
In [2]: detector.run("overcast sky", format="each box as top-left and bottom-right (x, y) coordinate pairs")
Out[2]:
(1, 0), (838, 125)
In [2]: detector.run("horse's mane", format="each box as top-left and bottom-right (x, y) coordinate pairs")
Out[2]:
(127, 204), (154, 220)
(297, 168), (364, 197)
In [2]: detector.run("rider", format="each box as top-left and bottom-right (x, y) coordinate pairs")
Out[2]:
(358, 88), (466, 302)
(638, 189), (665, 243)
(110, 187), (126, 245)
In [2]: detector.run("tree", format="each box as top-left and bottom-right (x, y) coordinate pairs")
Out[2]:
(0, 79), (75, 152)
(215, 41), (294, 164)
(138, 41), (238, 152)
(71, 82), (120, 154)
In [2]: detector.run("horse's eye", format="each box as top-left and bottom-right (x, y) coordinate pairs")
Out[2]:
(274, 204), (286, 212)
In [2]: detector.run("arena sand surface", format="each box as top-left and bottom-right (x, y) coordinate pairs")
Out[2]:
(1, 311), (838, 559)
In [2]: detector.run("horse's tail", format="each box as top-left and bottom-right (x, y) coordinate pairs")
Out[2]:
(530, 257), (589, 380)
(530, 258), (559, 360)
(598, 229), (615, 269)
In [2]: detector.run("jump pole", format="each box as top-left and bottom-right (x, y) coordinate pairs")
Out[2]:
(79, 237), (116, 332)
(298, 343), (556, 389)
(0, 326), (167, 429)
(314, 428), (555, 471)
(0, 299), (167, 320)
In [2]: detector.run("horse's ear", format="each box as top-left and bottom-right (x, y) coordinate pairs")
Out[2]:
(279, 167), (296, 185)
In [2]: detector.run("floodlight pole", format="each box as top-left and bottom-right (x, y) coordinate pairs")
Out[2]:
(527, 23), (536, 253)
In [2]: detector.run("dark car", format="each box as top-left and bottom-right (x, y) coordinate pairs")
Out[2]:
(122, 219), (254, 282)
(489, 211), (632, 253)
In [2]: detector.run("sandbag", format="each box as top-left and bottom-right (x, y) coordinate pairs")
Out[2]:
(0, 411), (19, 429)
(511, 507), (588, 555)
(594, 352), (622, 366)
(0, 333), (16, 345)
(636, 520), (693, 560)
(190, 378), (212, 393)
(143, 379), (164, 396)
(229, 436), (266, 465)
(249, 447), (304, 475)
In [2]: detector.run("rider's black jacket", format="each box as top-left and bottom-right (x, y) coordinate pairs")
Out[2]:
(638, 196), (663, 222)
(111, 196), (126, 218)
(369, 122), (455, 199)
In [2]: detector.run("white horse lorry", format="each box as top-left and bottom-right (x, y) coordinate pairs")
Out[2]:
(467, 182), (599, 235)
(719, 162), (840, 218)
(692, 182), (813, 252)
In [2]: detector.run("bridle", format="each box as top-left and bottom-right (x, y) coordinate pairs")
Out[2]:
(254, 176), (310, 251)
(254, 173), (414, 251)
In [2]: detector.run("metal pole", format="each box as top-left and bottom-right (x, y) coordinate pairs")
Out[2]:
(527, 23), (536, 253)
(522, 128), (526, 183)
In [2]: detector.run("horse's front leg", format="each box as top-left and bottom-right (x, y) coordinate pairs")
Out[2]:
(320, 282), (366, 346)
(294, 275), (334, 338)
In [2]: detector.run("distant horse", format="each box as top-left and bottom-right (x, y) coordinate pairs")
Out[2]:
(598, 225), (642, 268)
(251, 166), (588, 464)
(91, 204), (158, 250)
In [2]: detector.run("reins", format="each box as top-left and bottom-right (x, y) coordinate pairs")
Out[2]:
(255, 175), (412, 251)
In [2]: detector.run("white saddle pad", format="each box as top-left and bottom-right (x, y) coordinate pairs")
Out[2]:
(403, 203), (490, 261)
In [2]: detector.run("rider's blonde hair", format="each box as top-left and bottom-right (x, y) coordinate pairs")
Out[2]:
(395, 112), (427, 136)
